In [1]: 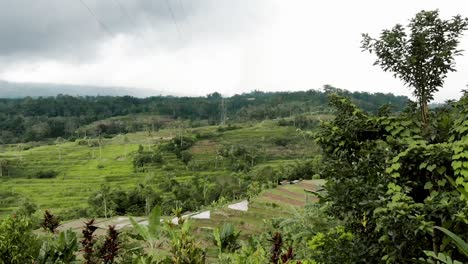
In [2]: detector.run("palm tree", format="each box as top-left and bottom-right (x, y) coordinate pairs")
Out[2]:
(94, 185), (111, 218)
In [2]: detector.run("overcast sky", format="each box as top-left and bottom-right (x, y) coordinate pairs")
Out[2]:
(0, 0), (467, 102)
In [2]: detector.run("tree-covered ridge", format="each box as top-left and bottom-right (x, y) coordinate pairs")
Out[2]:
(0, 87), (408, 143)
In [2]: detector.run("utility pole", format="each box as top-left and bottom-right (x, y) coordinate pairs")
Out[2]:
(220, 97), (227, 125)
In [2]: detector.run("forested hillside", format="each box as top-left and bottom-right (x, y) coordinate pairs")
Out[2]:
(0, 86), (408, 143)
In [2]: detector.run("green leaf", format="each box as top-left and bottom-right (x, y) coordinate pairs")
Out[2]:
(148, 206), (162, 236)
(419, 162), (428, 169)
(452, 161), (462, 170)
(400, 129), (411, 138)
(462, 170), (468, 178)
(437, 166), (447, 174)
(427, 164), (436, 172)
(435, 226), (468, 257)
(437, 179), (447, 187)
(447, 176), (468, 200)
(391, 163), (401, 170)
(454, 146), (464, 154)
(401, 120), (412, 126)
(130, 216), (150, 241)
(424, 182), (433, 190)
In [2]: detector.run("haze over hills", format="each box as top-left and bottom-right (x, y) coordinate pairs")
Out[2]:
(0, 80), (179, 98)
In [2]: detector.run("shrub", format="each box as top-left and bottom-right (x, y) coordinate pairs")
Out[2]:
(195, 131), (217, 140)
(34, 170), (59, 179)
(307, 226), (357, 263)
(273, 137), (292, 147)
(15, 199), (38, 217)
(278, 118), (294, 127)
(180, 150), (193, 165)
(132, 151), (163, 171)
(99, 225), (120, 264)
(161, 136), (196, 159)
(0, 215), (41, 263)
(41, 210), (61, 233)
(213, 223), (241, 253)
(37, 229), (78, 264)
(60, 206), (91, 220)
(217, 124), (241, 132)
(81, 219), (99, 264)
(167, 221), (206, 264)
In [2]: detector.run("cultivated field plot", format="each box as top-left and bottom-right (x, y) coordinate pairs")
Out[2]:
(51, 180), (323, 261)
(0, 120), (318, 215)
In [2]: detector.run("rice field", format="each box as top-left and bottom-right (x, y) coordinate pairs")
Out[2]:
(0, 120), (319, 216)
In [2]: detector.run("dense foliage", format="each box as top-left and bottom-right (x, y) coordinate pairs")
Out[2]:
(309, 92), (468, 263)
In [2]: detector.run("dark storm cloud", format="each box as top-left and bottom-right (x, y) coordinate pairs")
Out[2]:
(0, 0), (267, 61)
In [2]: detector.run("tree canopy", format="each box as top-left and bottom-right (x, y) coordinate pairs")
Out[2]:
(362, 10), (468, 126)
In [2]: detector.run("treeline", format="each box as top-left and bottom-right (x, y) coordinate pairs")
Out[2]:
(0, 87), (408, 143)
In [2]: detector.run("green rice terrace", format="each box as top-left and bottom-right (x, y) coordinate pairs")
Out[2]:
(0, 117), (321, 216)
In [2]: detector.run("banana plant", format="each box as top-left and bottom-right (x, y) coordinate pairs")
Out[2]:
(420, 250), (463, 264)
(422, 176), (468, 263)
(434, 227), (468, 257)
(129, 206), (162, 252)
(36, 229), (78, 264)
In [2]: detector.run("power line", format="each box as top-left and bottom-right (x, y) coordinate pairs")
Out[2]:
(112, 0), (137, 28)
(177, 0), (191, 26)
(177, 0), (193, 39)
(111, 0), (153, 49)
(78, 0), (115, 38)
(164, 0), (183, 41)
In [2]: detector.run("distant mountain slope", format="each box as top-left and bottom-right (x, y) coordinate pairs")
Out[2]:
(0, 80), (171, 98)
(0, 87), (410, 144)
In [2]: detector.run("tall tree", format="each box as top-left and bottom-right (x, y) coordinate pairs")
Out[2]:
(0, 159), (6, 177)
(362, 10), (468, 127)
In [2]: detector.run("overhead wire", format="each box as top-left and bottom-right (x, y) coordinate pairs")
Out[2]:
(111, 0), (154, 50)
(177, 0), (193, 40)
(164, 0), (183, 41)
(77, 0), (115, 38)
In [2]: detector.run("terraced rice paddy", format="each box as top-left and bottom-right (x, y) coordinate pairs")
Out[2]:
(0, 120), (318, 215)
(54, 179), (323, 261)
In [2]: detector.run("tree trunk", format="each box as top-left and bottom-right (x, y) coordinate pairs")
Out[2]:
(420, 93), (430, 129)
(421, 101), (429, 128)
(145, 197), (149, 216)
(104, 196), (108, 219)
